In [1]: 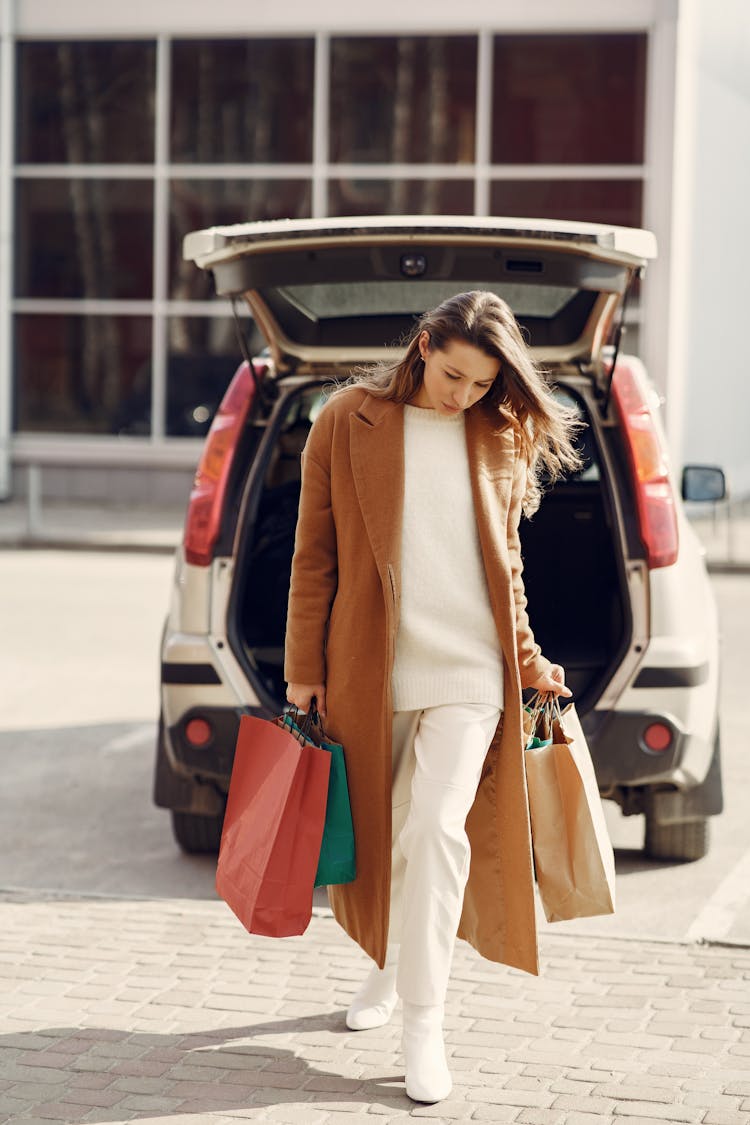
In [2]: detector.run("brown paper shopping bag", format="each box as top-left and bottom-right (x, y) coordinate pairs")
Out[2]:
(525, 697), (616, 922)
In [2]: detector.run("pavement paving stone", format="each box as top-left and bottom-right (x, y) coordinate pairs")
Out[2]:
(603, 1119), (667, 1125)
(702, 1112), (750, 1125)
(2, 897), (750, 1124)
(561, 1116), (616, 1125)
(611, 1104), (702, 1121)
(515, 1111), (569, 1125)
(409, 1099), (477, 1118)
(469, 1108), (527, 1122)
(550, 1028), (593, 1044)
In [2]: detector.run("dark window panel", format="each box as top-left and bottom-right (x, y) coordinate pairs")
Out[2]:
(489, 179), (643, 229)
(166, 316), (265, 437)
(16, 40), (156, 164)
(492, 34), (647, 164)
(171, 38), (314, 163)
(14, 179), (153, 300)
(328, 178), (475, 217)
(14, 314), (152, 435)
(170, 179), (312, 301)
(330, 36), (477, 164)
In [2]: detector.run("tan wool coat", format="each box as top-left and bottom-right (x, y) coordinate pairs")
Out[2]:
(283, 386), (552, 975)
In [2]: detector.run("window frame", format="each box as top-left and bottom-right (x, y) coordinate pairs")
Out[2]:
(4, 23), (655, 463)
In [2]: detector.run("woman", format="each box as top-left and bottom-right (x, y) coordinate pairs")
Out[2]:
(284, 290), (581, 1103)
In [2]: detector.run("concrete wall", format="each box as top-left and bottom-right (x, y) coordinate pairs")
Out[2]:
(682, 0), (750, 497)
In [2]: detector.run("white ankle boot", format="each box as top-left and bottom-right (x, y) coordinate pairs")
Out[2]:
(346, 947), (399, 1031)
(402, 1001), (452, 1103)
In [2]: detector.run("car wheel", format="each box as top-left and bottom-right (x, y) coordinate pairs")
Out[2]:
(171, 810), (224, 854)
(644, 816), (709, 862)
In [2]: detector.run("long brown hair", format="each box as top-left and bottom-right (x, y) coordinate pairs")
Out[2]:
(328, 289), (583, 514)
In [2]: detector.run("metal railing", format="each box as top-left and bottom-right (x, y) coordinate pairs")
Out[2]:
(7, 438), (199, 541)
(685, 496), (750, 571)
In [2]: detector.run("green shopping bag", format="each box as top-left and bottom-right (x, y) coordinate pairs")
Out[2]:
(281, 708), (356, 887)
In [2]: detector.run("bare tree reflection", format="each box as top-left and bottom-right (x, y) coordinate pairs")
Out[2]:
(58, 44), (123, 425)
(389, 38), (416, 213)
(332, 36), (471, 217)
(424, 38), (448, 213)
(169, 41), (313, 365)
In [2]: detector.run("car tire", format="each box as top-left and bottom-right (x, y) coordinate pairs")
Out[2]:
(171, 810), (224, 855)
(644, 816), (709, 862)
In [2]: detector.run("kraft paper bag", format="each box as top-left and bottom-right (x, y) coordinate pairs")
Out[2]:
(216, 712), (331, 938)
(525, 698), (616, 922)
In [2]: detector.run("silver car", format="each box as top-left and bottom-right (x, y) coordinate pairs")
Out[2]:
(153, 216), (724, 862)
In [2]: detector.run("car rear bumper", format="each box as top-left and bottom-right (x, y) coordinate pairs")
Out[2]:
(584, 707), (715, 793)
(164, 698), (716, 799)
(164, 703), (270, 790)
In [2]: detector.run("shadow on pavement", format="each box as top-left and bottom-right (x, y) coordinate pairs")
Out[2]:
(0, 1017), (411, 1121)
(611, 845), (687, 874)
(0, 721), (218, 902)
(0, 718), (684, 911)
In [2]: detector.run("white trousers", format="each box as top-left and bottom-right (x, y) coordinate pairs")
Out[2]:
(388, 702), (501, 1006)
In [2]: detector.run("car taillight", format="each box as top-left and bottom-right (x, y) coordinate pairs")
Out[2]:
(611, 362), (679, 569)
(183, 361), (256, 567)
(185, 717), (213, 747)
(641, 721), (673, 753)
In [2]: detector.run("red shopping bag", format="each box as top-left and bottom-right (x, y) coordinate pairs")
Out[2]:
(216, 713), (331, 937)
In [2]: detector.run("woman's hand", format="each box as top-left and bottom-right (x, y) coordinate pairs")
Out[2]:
(286, 682), (327, 720)
(529, 664), (572, 699)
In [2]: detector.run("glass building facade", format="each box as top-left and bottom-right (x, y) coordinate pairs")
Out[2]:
(2, 18), (656, 489)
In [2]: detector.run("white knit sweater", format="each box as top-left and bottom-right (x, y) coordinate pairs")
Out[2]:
(391, 404), (504, 712)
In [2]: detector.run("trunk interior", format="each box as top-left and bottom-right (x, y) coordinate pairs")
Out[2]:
(233, 380), (630, 716)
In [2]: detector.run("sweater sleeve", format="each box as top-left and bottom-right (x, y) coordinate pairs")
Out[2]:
(507, 447), (553, 689)
(283, 409), (339, 685)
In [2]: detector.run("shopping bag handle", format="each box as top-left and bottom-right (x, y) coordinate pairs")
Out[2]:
(525, 690), (568, 742)
(281, 702), (337, 747)
(281, 701), (327, 745)
(524, 690), (554, 727)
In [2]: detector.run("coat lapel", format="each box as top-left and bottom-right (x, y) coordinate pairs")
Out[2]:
(349, 394), (405, 583)
(349, 394), (516, 589)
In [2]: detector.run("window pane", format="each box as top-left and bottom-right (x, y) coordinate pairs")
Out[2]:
(170, 179), (312, 301)
(171, 39), (314, 163)
(166, 316), (265, 437)
(14, 315), (152, 435)
(329, 178), (475, 217)
(16, 41), (156, 164)
(330, 37), (477, 164)
(489, 179), (643, 228)
(492, 34), (646, 164)
(14, 179), (153, 299)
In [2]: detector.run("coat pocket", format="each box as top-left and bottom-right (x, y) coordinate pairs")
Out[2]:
(386, 562), (398, 611)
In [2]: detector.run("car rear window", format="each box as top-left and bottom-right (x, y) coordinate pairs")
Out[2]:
(262, 282), (598, 349)
(277, 281), (579, 320)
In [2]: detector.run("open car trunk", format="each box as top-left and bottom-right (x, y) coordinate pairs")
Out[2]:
(195, 217), (653, 714)
(184, 215), (656, 391)
(231, 377), (630, 717)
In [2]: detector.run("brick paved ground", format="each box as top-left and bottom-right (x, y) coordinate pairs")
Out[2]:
(1, 892), (749, 1125)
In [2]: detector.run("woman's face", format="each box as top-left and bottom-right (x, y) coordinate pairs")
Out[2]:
(410, 332), (500, 415)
